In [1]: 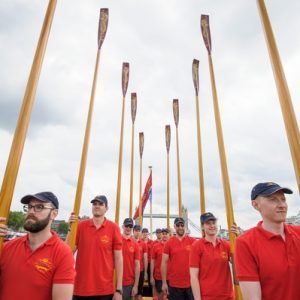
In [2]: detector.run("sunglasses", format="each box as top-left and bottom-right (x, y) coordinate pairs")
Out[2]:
(124, 225), (133, 228)
(175, 223), (185, 228)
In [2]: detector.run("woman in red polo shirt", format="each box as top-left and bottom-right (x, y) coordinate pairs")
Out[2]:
(189, 212), (239, 300)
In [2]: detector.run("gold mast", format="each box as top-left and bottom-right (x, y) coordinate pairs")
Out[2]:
(173, 99), (182, 217)
(201, 14), (242, 299)
(257, 0), (300, 194)
(165, 125), (171, 228)
(115, 62), (130, 225)
(192, 59), (206, 215)
(129, 93), (137, 217)
(68, 9), (109, 250)
(138, 132), (144, 225)
(0, 0), (57, 249)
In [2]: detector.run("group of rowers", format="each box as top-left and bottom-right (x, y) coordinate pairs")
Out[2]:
(0, 181), (299, 300)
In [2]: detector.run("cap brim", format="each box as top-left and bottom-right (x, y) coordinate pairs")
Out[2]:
(21, 194), (48, 204)
(260, 186), (293, 197)
(202, 217), (217, 223)
(91, 199), (106, 204)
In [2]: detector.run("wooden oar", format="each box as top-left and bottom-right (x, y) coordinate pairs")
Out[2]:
(173, 99), (182, 217)
(115, 62), (130, 225)
(138, 132), (144, 225)
(201, 14), (242, 299)
(129, 93), (137, 217)
(68, 8), (109, 250)
(257, 0), (300, 194)
(192, 59), (206, 215)
(0, 0), (57, 250)
(149, 166), (153, 237)
(165, 125), (171, 228)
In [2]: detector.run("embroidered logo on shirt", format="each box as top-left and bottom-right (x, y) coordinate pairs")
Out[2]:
(34, 258), (53, 274)
(129, 246), (135, 253)
(220, 251), (228, 260)
(100, 234), (110, 244)
(185, 245), (192, 251)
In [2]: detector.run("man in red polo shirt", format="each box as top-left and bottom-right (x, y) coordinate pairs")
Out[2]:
(133, 225), (147, 300)
(150, 228), (170, 300)
(153, 228), (162, 246)
(68, 195), (123, 300)
(0, 192), (76, 300)
(122, 218), (140, 300)
(189, 212), (237, 300)
(142, 227), (153, 294)
(161, 217), (195, 300)
(235, 182), (300, 300)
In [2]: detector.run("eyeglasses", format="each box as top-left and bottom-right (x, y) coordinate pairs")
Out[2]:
(23, 204), (55, 213)
(175, 223), (185, 228)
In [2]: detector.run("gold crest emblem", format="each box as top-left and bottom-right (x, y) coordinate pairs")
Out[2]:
(34, 258), (53, 274)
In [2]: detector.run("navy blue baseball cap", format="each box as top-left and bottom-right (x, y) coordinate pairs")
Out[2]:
(174, 217), (185, 225)
(91, 195), (108, 205)
(21, 192), (59, 209)
(200, 212), (217, 224)
(251, 182), (293, 200)
(123, 218), (134, 227)
(161, 228), (169, 233)
(133, 224), (141, 231)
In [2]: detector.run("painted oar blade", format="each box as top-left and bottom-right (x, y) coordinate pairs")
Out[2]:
(139, 132), (144, 158)
(98, 8), (109, 50)
(131, 92), (137, 123)
(165, 125), (171, 153)
(173, 99), (179, 127)
(201, 15), (212, 54)
(122, 62), (130, 97)
(192, 59), (200, 96)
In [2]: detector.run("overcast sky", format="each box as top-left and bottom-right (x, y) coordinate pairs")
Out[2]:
(0, 0), (299, 236)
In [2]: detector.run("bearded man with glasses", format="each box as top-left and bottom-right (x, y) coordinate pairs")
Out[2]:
(161, 217), (195, 300)
(0, 192), (76, 300)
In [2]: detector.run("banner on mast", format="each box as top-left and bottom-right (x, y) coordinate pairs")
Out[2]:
(133, 172), (152, 219)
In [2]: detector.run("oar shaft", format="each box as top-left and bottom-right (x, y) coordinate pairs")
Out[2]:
(68, 50), (101, 250)
(129, 124), (135, 217)
(167, 153), (170, 228)
(257, 0), (300, 194)
(139, 157), (143, 226)
(0, 0), (57, 249)
(195, 95), (206, 214)
(175, 127), (182, 217)
(115, 96), (126, 225)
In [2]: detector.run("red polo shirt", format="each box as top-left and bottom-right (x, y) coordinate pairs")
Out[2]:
(235, 222), (300, 300)
(74, 218), (122, 296)
(136, 239), (147, 271)
(163, 235), (195, 288)
(122, 236), (140, 286)
(144, 238), (153, 261)
(189, 238), (234, 299)
(152, 241), (169, 280)
(0, 232), (75, 300)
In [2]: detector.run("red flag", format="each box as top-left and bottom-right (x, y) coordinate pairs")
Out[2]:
(133, 172), (152, 220)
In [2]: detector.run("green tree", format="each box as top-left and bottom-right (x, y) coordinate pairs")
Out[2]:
(57, 221), (69, 235)
(8, 211), (25, 231)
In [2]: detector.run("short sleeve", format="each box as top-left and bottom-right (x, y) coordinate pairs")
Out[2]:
(189, 240), (201, 268)
(134, 243), (140, 260)
(53, 247), (76, 284)
(163, 240), (171, 255)
(234, 237), (259, 281)
(113, 224), (123, 250)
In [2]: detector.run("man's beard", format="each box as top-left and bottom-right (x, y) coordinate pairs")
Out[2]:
(24, 212), (51, 233)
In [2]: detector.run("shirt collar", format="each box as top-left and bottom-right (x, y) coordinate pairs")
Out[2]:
(89, 217), (107, 228)
(256, 221), (291, 239)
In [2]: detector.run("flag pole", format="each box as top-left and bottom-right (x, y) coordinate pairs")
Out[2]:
(192, 59), (206, 215)
(149, 166), (153, 239)
(129, 93), (137, 217)
(165, 125), (171, 228)
(68, 9), (109, 250)
(173, 99), (182, 217)
(115, 62), (130, 225)
(257, 0), (300, 194)
(138, 132), (144, 226)
(0, 0), (57, 250)
(201, 15), (242, 299)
